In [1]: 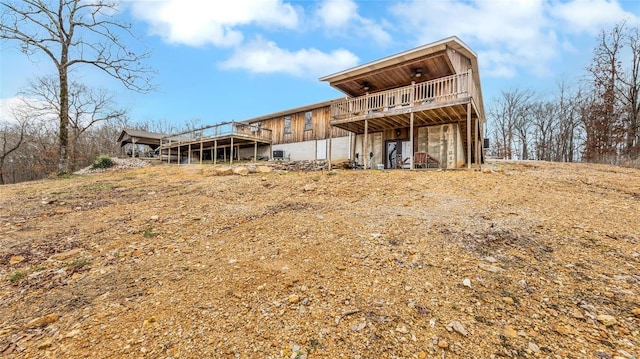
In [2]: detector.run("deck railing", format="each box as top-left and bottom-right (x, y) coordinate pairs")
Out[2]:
(331, 71), (476, 120)
(161, 121), (272, 145)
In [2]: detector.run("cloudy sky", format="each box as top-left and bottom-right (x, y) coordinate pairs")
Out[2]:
(2, 0), (640, 127)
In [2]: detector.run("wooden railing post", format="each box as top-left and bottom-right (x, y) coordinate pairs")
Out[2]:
(411, 81), (415, 106)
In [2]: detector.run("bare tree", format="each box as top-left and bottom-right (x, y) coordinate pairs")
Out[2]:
(616, 25), (640, 160)
(0, 0), (153, 174)
(22, 76), (127, 171)
(531, 100), (557, 161)
(488, 88), (535, 160)
(0, 116), (28, 185)
(584, 24), (625, 163)
(553, 81), (583, 162)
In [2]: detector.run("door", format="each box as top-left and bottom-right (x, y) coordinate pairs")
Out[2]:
(401, 140), (411, 168)
(386, 140), (411, 168)
(386, 141), (397, 168)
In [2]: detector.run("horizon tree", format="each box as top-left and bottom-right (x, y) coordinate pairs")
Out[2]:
(0, 111), (29, 185)
(0, 0), (154, 174)
(22, 76), (128, 171)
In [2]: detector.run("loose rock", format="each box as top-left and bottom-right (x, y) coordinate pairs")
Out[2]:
(502, 325), (518, 338)
(478, 263), (504, 273)
(446, 321), (469, 336)
(25, 313), (59, 328)
(597, 314), (617, 327)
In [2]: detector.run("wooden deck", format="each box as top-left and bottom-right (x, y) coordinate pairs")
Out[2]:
(159, 122), (272, 164)
(329, 72), (480, 133)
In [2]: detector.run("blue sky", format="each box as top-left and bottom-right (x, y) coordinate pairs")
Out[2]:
(2, 0), (640, 129)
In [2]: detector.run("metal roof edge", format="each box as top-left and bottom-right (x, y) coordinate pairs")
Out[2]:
(242, 97), (345, 124)
(318, 36), (477, 82)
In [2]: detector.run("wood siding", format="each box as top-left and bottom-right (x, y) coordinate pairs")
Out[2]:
(446, 48), (471, 75)
(254, 105), (350, 145)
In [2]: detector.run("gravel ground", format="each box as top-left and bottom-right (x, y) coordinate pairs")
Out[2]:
(0, 160), (639, 358)
(74, 157), (152, 175)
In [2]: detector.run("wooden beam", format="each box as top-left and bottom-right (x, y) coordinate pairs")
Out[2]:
(410, 111), (414, 169)
(467, 102), (471, 169)
(475, 118), (480, 165)
(199, 141), (203, 164)
(230, 137), (234, 165)
(328, 126), (333, 170)
(364, 119), (369, 169)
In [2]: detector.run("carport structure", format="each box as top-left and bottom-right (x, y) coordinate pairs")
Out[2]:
(117, 129), (166, 157)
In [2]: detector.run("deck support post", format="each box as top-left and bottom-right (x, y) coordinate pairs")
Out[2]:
(349, 132), (355, 163)
(230, 137), (234, 165)
(364, 119), (369, 169)
(410, 111), (414, 169)
(467, 102), (472, 169)
(199, 142), (203, 164)
(159, 138), (162, 162)
(214, 140), (217, 165)
(328, 124), (333, 170)
(178, 145), (181, 165)
(475, 119), (480, 166)
(254, 141), (257, 162)
(167, 139), (171, 164)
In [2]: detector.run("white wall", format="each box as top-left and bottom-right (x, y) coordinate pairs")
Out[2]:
(271, 136), (351, 162)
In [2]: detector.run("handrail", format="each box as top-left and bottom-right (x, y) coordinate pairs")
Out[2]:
(331, 72), (475, 119)
(161, 121), (272, 146)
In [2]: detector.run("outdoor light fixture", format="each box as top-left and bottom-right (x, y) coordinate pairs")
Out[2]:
(414, 69), (423, 78)
(362, 82), (370, 91)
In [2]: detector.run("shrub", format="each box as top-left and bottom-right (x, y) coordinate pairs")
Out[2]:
(9, 271), (25, 283)
(92, 155), (114, 169)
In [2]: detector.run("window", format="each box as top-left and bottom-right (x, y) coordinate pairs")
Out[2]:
(304, 111), (313, 131)
(284, 116), (291, 134)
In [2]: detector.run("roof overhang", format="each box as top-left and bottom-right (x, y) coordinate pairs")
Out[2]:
(242, 98), (343, 124)
(319, 36), (484, 118)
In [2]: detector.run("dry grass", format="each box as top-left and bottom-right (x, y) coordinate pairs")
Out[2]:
(1, 160), (639, 358)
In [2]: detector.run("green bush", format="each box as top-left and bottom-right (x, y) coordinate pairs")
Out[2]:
(9, 271), (25, 283)
(92, 155), (114, 169)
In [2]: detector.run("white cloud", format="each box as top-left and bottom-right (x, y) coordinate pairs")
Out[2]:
(551, 0), (638, 34)
(316, 0), (392, 45)
(129, 0), (301, 47)
(391, 0), (555, 78)
(0, 97), (27, 124)
(389, 0), (638, 78)
(317, 0), (357, 29)
(218, 37), (359, 78)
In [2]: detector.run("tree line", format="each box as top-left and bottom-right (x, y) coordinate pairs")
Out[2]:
(487, 22), (640, 165)
(1, 1), (639, 185)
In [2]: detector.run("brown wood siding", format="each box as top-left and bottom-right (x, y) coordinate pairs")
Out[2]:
(446, 48), (471, 75)
(254, 105), (350, 145)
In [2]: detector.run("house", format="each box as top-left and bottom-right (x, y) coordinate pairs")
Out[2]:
(151, 36), (485, 169)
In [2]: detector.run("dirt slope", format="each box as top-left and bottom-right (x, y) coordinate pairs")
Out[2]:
(0, 161), (639, 358)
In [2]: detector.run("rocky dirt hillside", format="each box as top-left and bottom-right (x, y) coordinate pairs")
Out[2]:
(0, 160), (639, 359)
